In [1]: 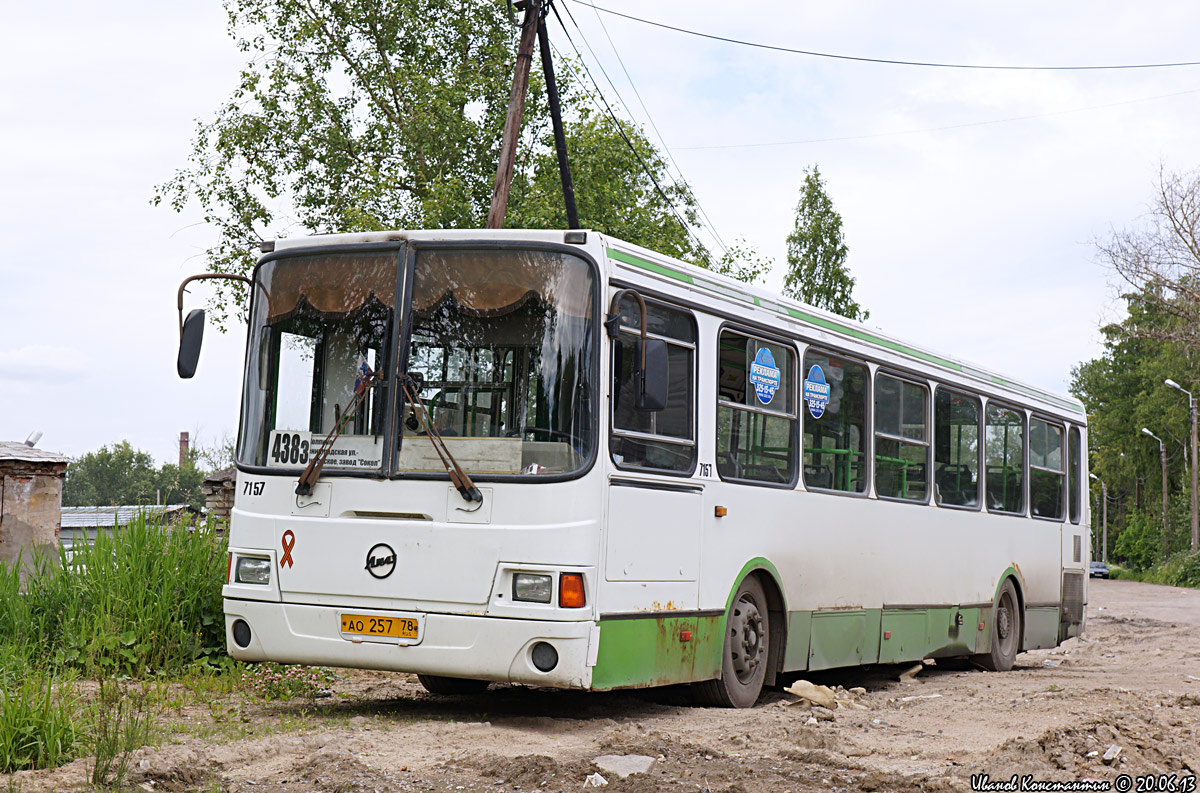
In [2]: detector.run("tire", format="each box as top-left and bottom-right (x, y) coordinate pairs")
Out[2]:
(974, 579), (1022, 672)
(416, 674), (490, 695)
(694, 576), (769, 708)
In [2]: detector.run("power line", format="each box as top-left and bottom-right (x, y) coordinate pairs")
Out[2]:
(546, 3), (717, 263)
(674, 87), (1200, 151)
(578, 2), (1200, 71)
(559, 0), (729, 255)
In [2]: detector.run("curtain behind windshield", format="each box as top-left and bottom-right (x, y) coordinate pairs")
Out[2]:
(239, 251), (398, 471)
(399, 249), (595, 477)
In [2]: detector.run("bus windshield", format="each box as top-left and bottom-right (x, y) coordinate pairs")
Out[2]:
(237, 246), (596, 477)
(238, 250), (398, 472)
(399, 248), (595, 476)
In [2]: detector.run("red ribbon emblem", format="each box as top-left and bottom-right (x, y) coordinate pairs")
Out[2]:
(280, 530), (296, 568)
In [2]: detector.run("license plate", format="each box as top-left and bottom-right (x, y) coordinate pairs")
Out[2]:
(339, 613), (420, 642)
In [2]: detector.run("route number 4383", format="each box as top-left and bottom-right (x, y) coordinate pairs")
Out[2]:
(270, 432), (310, 466)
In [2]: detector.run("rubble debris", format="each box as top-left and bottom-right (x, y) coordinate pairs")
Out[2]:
(593, 755), (654, 778)
(784, 680), (837, 709)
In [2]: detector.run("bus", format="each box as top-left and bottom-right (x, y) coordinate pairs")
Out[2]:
(177, 228), (1089, 707)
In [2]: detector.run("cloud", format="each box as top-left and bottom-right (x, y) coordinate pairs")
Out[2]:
(0, 346), (90, 385)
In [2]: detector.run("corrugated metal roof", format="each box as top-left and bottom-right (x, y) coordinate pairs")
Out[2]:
(59, 504), (194, 528)
(0, 441), (68, 464)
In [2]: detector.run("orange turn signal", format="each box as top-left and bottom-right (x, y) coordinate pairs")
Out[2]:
(714, 506), (728, 517)
(559, 573), (586, 608)
(226, 552), (233, 584)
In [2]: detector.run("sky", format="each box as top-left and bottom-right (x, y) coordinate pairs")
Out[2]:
(2, 0), (1198, 464)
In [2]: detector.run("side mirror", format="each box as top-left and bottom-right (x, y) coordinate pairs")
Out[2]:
(177, 309), (205, 379)
(635, 338), (668, 411)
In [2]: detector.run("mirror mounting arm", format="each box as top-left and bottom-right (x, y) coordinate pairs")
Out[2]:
(605, 287), (649, 367)
(177, 273), (253, 337)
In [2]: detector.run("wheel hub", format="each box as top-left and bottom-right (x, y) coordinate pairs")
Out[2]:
(731, 597), (765, 681)
(997, 600), (1012, 643)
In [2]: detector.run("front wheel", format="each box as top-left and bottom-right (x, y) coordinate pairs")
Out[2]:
(974, 579), (1022, 672)
(416, 675), (490, 695)
(694, 576), (769, 708)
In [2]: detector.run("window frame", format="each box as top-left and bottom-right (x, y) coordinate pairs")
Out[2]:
(800, 347), (872, 498)
(714, 323), (800, 489)
(1068, 425), (1082, 525)
(1029, 414), (1067, 523)
(385, 240), (603, 484)
(983, 399), (1028, 516)
(873, 370), (932, 505)
(932, 386), (983, 512)
(608, 296), (699, 478)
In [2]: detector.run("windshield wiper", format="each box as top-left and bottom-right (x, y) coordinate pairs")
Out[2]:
(400, 374), (483, 504)
(295, 369), (382, 496)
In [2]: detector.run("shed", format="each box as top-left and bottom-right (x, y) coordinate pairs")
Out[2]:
(59, 504), (201, 559)
(0, 440), (69, 582)
(201, 467), (236, 524)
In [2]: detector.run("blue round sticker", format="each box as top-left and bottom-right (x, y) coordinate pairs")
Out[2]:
(804, 365), (830, 419)
(749, 348), (781, 405)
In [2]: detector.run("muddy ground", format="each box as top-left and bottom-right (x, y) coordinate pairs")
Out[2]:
(8, 578), (1200, 792)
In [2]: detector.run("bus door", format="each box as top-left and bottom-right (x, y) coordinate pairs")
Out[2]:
(604, 480), (701, 593)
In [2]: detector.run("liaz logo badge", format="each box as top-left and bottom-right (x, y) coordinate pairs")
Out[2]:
(364, 543), (397, 579)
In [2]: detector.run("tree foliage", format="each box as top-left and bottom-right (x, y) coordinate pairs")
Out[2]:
(63, 442), (206, 510)
(1071, 284), (1199, 564)
(155, 0), (707, 322)
(783, 165), (868, 321)
(1095, 165), (1200, 350)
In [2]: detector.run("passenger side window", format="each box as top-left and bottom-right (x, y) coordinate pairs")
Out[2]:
(803, 351), (868, 493)
(716, 330), (797, 485)
(610, 301), (696, 473)
(1030, 418), (1065, 520)
(874, 374), (929, 501)
(934, 389), (981, 508)
(985, 402), (1025, 514)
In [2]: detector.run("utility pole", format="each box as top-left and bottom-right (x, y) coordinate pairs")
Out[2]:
(1142, 427), (1170, 558)
(487, 0), (540, 229)
(536, 2), (579, 229)
(1090, 473), (1108, 563)
(1165, 378), (1199, 552)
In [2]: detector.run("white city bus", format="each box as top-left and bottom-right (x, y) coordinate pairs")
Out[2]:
(179, 228), (1089, 707)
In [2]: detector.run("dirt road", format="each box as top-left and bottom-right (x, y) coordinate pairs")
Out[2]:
(12, 578), (1200, 792)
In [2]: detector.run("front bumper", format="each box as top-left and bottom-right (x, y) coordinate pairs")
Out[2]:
(224, 598), (595, 689)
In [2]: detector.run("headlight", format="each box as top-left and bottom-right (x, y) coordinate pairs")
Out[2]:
(235, 557), (272, 586)
(512, 573), (552, 603)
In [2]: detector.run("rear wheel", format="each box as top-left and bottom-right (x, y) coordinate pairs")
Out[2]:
(416, 675), (490, 695)
(974, 579), (1022, 672)
(694, 576), (769, 708)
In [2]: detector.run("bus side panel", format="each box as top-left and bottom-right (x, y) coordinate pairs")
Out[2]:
(589, 614), (722, 690)
(698, 486), (1062, 673)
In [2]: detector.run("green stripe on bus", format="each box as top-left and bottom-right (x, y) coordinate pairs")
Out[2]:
(606, 248), (694, 284)
(606, 246), (1084, 416)
(590, 614), (722, 690)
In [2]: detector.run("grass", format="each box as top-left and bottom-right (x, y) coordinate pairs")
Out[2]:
(0, 514), (343, 779)
(0, 514), (228, 677)
(89, 678), (154, 789)
(0, 515), (229, 774)
(1112, 550), (1200, 588)
(0, 674), (79, 773)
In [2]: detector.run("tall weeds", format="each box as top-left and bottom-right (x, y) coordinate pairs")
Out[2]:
(0, 514), (227, 676)
(0, 514), (228, 772)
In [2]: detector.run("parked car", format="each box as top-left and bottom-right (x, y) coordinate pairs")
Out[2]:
(1089, 560), (1110, 579)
